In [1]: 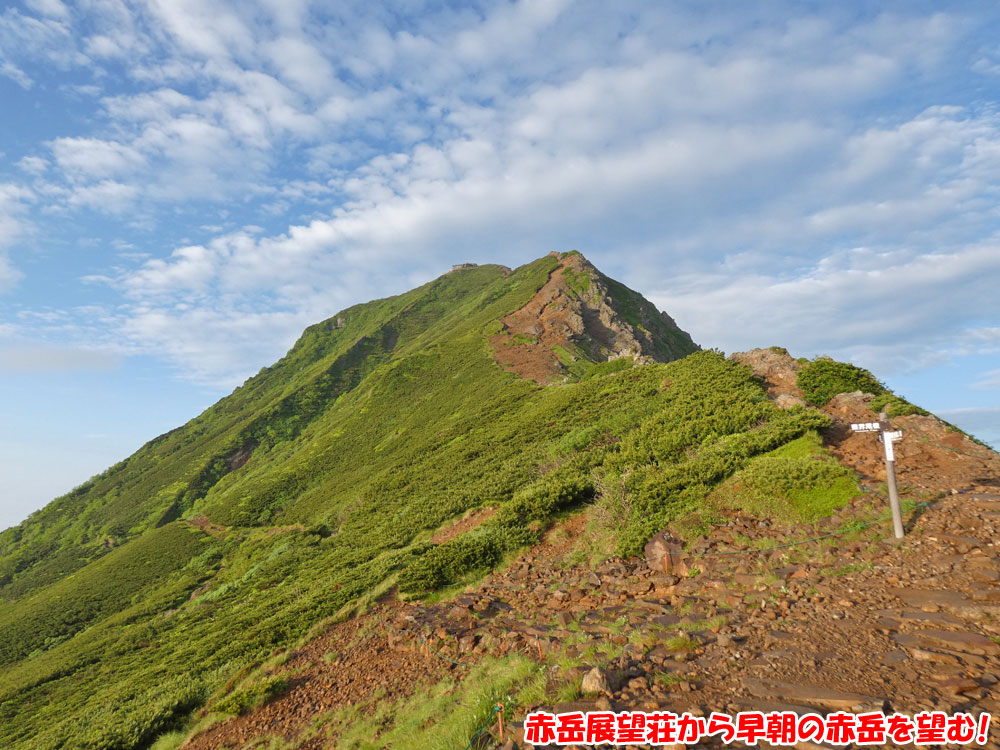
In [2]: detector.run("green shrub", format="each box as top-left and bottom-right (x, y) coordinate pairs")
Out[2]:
(580, 357), (633, 381)
(70, 674), (206, 750)
(398, 531), (511, 595)
(553, 425), (603, 455)
(492, 477), (595, 528)
(0, 523), (210, 667)
(869, 393), (928, 417)
(796, 358), (929, 416)
(796, 358), (886, 406)
(796, 357), (886, 406)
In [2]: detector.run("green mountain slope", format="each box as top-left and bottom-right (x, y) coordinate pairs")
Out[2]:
(1, 253), (845, 749)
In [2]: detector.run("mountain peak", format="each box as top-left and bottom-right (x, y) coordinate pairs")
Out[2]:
(488, 250), (698, 383)
(5, 248), (1000, 750)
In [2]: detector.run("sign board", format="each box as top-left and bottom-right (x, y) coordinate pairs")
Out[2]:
(853, 412), (906, 539)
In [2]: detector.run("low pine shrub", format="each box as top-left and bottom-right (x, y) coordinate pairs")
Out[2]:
(868, 393), (928, 417)
(796, 358), (885, 406)
(492, 477), (595, 527)
(398, 530), (510, 595)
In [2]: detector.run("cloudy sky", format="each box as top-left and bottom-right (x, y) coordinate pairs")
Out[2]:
(2, 0), (999, 530)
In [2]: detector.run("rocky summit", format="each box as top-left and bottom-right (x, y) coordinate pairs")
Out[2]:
(0, 253), (997, 750)
(490, 251), (698, 383)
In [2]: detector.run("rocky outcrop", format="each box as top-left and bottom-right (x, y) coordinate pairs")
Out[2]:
(729, 347), (806, 408)
(491, 252), (698, 383)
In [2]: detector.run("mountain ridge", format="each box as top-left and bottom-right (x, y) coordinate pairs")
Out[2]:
(0, 252), (996, 750)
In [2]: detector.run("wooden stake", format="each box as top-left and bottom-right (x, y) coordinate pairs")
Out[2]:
(496, 703), (504, 741)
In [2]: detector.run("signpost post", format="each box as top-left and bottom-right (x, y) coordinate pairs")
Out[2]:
(850, 412), (905, 540)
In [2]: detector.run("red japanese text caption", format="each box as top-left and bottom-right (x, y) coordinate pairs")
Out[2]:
(523, 709), (992, 746)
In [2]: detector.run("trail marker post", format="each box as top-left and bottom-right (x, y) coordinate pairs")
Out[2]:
(850, 412), (905, 539)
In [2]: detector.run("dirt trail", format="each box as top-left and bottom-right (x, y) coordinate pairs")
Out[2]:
(182, 600), (452, 750)
(182, 356), (1000, 749)
(184, 481), (1000, 749)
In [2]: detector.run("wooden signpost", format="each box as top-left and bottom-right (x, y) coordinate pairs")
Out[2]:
(851, 412), (905, 539)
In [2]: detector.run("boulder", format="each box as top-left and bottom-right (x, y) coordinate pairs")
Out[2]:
(581, 667), (610, 695)
(644, 531), (687, 575)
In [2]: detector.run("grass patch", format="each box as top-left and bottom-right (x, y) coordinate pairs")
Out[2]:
(705, 431), (859, 523)
(653, 673), (687, 688)
(663, 636), (699, 652)
(677, 616), (728, 632)
(320, 655), (539, 750)
(148, 731), (188, 750)
(560, 266), (592, 296)
(824, 562), (872, 577)
(555, 677), (583, 702)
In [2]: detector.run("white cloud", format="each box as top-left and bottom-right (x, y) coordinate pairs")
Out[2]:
(84, 33), (124, 58)
(1, 1), (996, 394)
(262, 35), (337, 98)
(954, 327), (1000, 356)
(646, 241), (1000, 378)
(142, 0), (255, 63)
(125, 243), (218, 297)
(49, 137), (146, 180)
(65, 179), (140, 213)
(454, 0), (573, 64)
(972, 370), (1000, 389)
(0, 60), (33, 88)
(0, 5), (84, 71)
(118, 304), (323, 386)
(0, 255), (21, 292)
(973, 48), (1000, 76)
(24, 0), (70, 21)
(0, 183), (33, 291)
(16, 155), (48, 174)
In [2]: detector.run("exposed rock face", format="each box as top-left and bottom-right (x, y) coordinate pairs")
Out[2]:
(224, 442), (256, 471)
(491, 252), (698, 383)
(729, 347), (806, 407)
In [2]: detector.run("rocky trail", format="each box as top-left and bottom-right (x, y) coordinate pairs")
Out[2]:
(180, 356), (1000, 750)
(183, 483), (1000, 749)
(393, 484), (1000, 748)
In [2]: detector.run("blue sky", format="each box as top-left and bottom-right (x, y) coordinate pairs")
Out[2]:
(2, 0), (999, 530)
